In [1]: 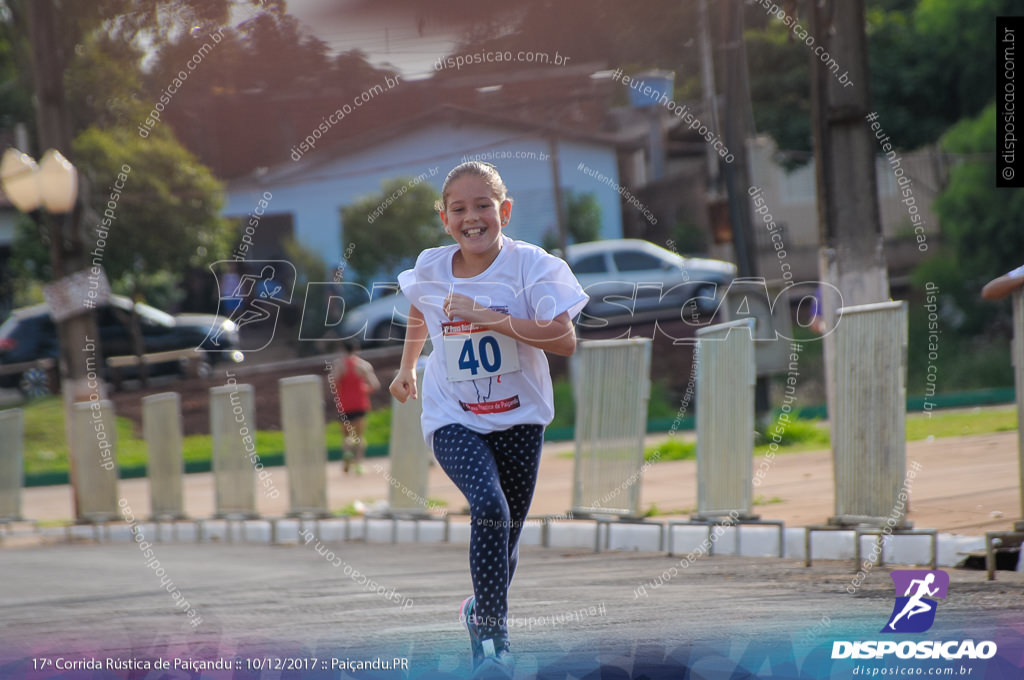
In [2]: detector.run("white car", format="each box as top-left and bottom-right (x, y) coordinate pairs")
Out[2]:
(335, 283), (410, 347)
(338, 239), (736, 345)
(564, 239), (736, 324)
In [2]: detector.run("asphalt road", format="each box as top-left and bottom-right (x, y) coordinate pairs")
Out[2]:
(2, 542), (1022, 678)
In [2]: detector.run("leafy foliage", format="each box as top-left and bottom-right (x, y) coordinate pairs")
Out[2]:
(542, 190), (601, 251)
(71, 125), (232, 283)
(745, 0), (1017, 156)
(339, 178), (445, 281)
(745, 22), (813, 163)
(911, 103), (1024, 335)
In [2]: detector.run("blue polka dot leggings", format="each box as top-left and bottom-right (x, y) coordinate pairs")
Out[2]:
(432, 423), (545, 643)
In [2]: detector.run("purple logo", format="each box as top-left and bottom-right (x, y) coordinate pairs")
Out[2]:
(881, 570), (949, 634)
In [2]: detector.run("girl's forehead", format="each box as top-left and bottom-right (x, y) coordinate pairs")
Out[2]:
(446, 175), (498, 201)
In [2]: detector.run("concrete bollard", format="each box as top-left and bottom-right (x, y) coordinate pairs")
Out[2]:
(280, 375), (328, 516)
(831, 300), (908, 526)
(143, 392), (186, 520)
(209, 383), (258, 518)
(71, 401), (120, 522)
(387, 369), (431, 515)
(571, 338), (652, 517)
(0, 408), (24, 521)
(695, 318), (756, 519)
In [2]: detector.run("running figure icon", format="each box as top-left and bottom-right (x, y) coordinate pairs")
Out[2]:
(881, 569), (948, 634)
(211, 265), (283, 346)
(202, 260), (297, 353)
(887, 573), (938, 630)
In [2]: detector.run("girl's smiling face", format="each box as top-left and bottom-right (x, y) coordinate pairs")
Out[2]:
(441, 175), (511, 264)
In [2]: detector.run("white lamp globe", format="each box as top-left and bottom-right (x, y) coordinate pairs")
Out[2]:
(38, 149), (78, 214)
(0, 148), (41, 212)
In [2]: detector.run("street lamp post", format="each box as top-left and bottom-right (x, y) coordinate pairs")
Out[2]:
(1, 147), (109, 520)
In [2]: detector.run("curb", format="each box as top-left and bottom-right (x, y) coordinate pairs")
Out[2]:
(2, 516), (1003, 572)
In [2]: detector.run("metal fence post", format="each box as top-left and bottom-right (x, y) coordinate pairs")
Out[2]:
(830, 300), (908, 526)
(209, 383), (258, 518)
(695, 318), (756, 519)
(143, 392), (186, 520)
(70, 401), (120, 522)
(280, 375), (329, 517)
(1013, 290), (1024, 532)
(387, 369), (432, 515)
(0, 408), (24, 522)
(571, 338), (652, 517)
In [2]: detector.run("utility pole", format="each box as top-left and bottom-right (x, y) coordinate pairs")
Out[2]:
(548, 135), (568, 257)
(808, 0), (889, 423)
(27, 0), (103, 519)
(698, 0), (721, 195)
(719, 0), (770, 417)
(718, 0), (757, 282)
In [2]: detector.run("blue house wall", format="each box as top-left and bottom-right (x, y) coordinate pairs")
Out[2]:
(224, 120), (622, 275)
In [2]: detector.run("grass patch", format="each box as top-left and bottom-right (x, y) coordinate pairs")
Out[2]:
(334, 502), (365, 516)
(906, 406), (1016, 440)
(643, 503), (694, 517)
(644, 438), (696, 462)
(755, 417), (831, 449)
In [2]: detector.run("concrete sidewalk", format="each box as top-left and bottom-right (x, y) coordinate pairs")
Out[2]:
(18, 430), (1021, 535)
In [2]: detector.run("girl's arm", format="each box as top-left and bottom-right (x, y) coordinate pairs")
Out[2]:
(443, 293), (577, 356)
(389, 304), (428, 402)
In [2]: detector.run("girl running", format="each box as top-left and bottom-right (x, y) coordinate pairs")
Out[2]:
(390, 161), (587, 676)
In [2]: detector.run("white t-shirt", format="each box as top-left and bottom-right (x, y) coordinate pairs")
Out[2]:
(1008, 264), (1024, 279)
(398, 236), (588, 447)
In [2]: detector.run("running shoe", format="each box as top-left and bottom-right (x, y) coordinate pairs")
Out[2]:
(460, 596), (484, 665)
(473, 640), (514, 679)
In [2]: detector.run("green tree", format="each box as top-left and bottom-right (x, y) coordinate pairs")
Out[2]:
(744, 22), (812, 164)
(913, 103), (1024, 335)
(70, 126), (232, 293)
(543, 190), (602, 252)
(746, 0), (1019, 157)
(340, 178), (445, 281)
(1, 1), (243, 305)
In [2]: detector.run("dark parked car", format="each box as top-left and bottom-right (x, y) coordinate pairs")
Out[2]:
(0, 295), (242, 397)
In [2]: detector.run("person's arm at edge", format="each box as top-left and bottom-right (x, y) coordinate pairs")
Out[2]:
(331, 357), (347, 382)
(981, 271), (1024, 300)
(355, 356), (380, 391)
(388, 304), (427, 402)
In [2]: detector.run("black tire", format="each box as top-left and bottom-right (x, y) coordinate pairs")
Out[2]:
(19, 366), (52, 398)
(693, 284), (720, 316)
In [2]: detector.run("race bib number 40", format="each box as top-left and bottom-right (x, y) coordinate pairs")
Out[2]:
(442, 320), (520, 382)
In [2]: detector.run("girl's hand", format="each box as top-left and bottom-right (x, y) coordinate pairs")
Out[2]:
(389, 367), (418, 403)
(443, 293), (500, 325)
